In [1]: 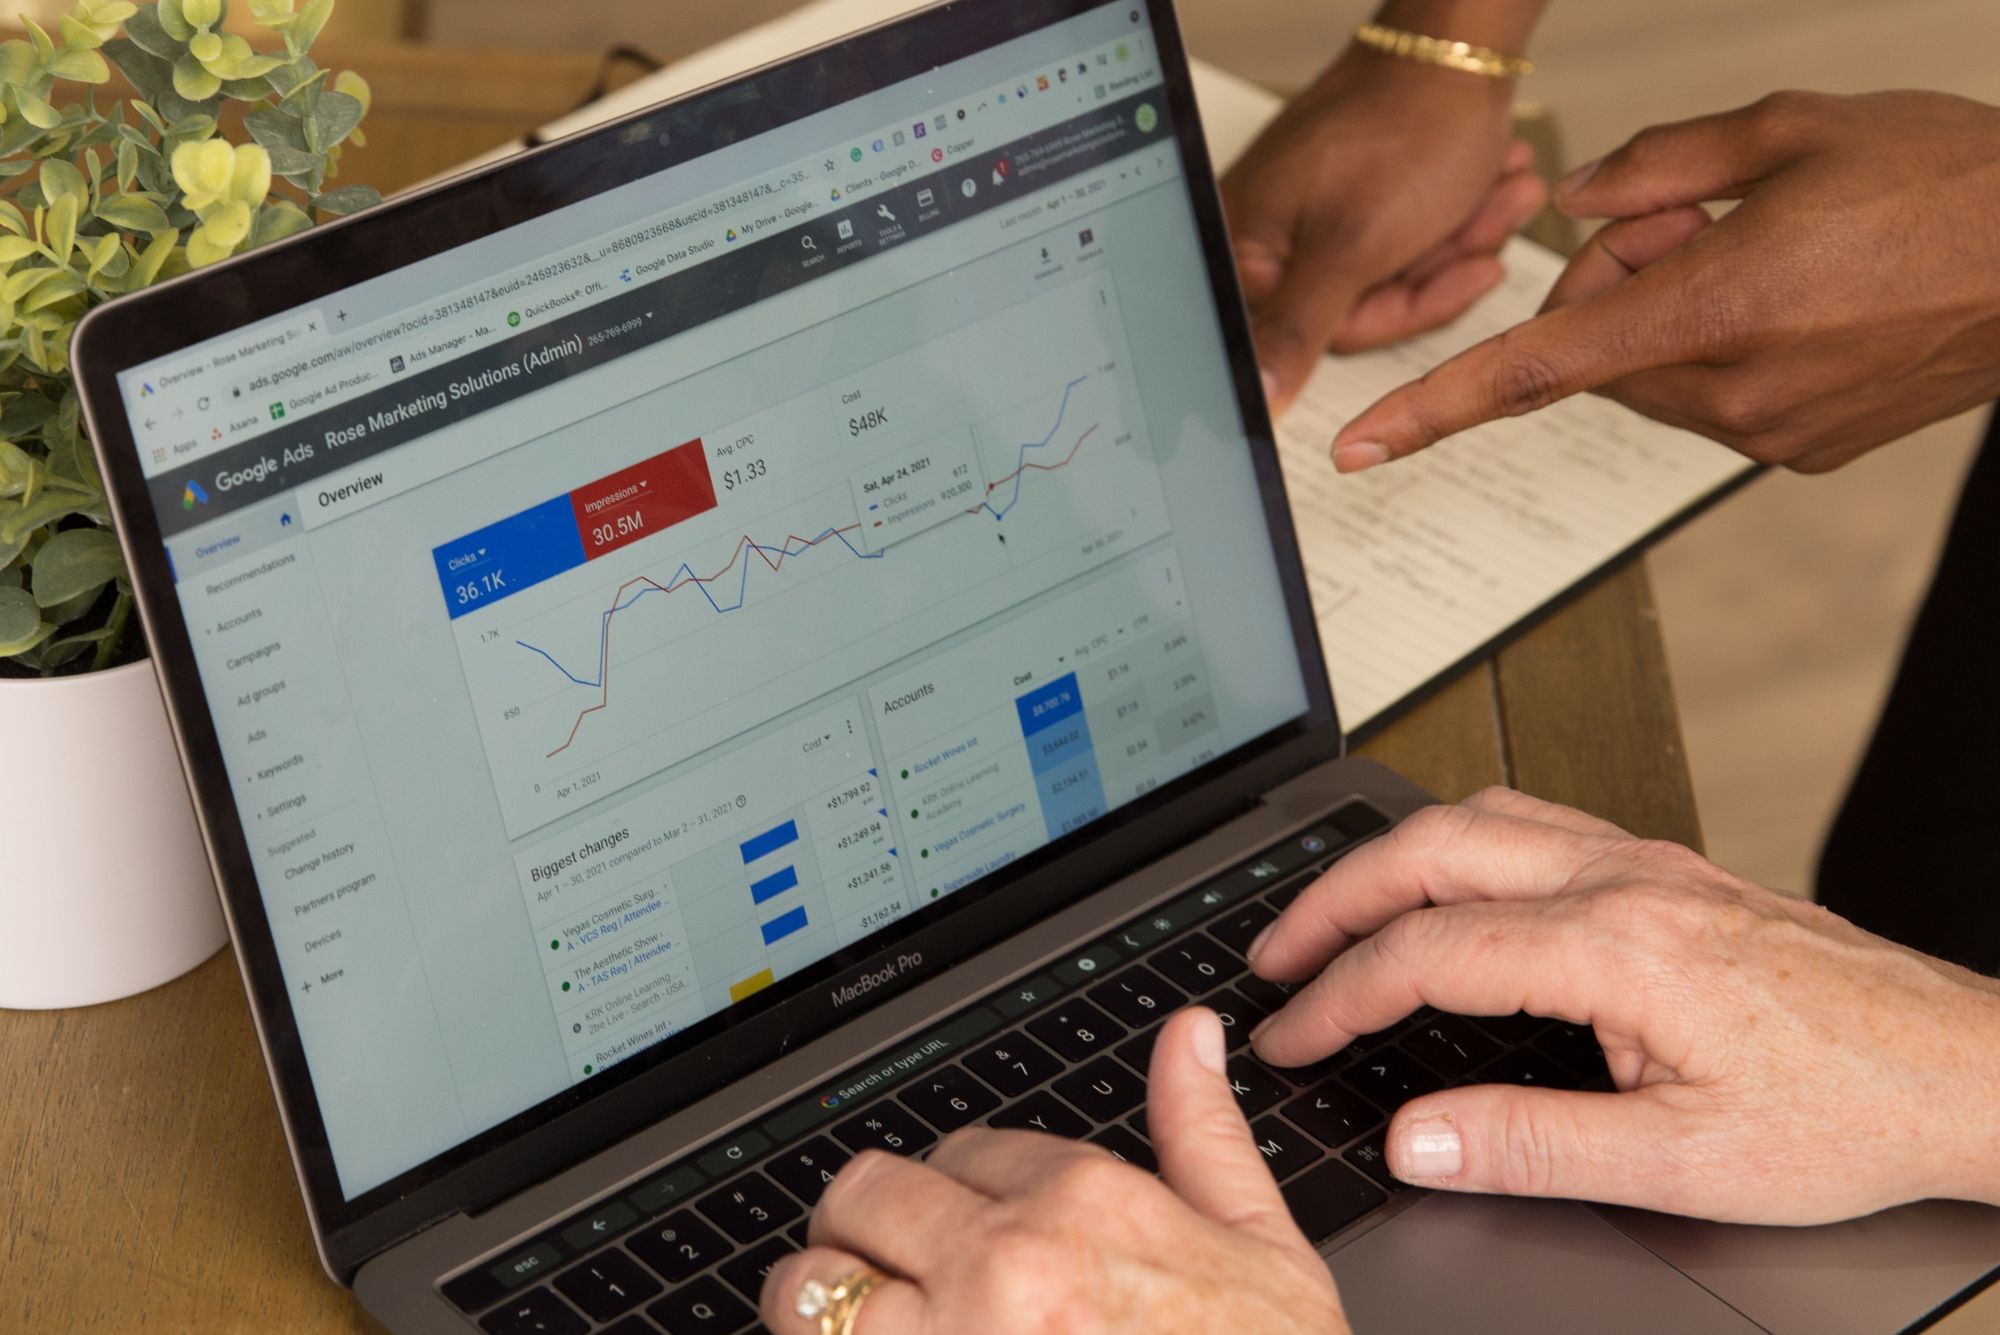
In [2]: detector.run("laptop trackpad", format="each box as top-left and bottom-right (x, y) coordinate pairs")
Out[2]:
(1327, 1195), (1763, 1334)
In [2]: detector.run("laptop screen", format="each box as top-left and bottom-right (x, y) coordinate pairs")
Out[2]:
(105, 1), (1313, 1204)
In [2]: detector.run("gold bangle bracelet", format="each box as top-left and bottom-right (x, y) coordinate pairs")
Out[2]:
(1354, 23), (1534, 80)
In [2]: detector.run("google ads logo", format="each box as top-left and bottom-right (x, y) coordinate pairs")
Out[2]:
(182, 479), (210, 510)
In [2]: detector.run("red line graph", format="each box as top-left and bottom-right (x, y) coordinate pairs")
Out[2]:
(536, 418), (1101, 760)
(542, 524), (867, 757)
(968, 424), (1099, 517)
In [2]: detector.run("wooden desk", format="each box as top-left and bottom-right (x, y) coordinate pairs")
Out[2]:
(3, 37), (1987, 1335)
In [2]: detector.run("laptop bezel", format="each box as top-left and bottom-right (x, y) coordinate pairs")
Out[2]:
(73, 0), (1340, 1280)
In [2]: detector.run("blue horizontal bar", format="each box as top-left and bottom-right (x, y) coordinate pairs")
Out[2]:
(761, 906), (808, 945)
(740, 820), (800, 865)
(749, 865), (799, 905)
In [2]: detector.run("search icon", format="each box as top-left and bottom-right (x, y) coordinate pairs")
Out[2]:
(801, 235), (818, 251)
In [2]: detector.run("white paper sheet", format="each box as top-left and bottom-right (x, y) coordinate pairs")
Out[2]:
(1272, 246), (1753, 726)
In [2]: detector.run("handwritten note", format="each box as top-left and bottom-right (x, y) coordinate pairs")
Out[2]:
(1275, 242), (1754, 727)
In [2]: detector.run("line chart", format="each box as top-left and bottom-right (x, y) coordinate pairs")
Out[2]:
(449, 272), (1167, 840)
(975, 375), (1089, 521)
(527, 525), (883, 757)
(520, 377), (1104, 759)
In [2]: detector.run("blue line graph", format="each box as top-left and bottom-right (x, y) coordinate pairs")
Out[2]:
(514, 374), (1100, 754)
(516, 525), (883, 690)
(978, 375), (1089, 522)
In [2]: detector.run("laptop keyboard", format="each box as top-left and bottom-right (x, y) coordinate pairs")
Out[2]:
(445, 803), (1612, 1334)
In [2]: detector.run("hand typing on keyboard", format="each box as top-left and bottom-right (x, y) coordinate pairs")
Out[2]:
(759, 1008), (1353, 1335)
(1248, 787), (2000, 1224)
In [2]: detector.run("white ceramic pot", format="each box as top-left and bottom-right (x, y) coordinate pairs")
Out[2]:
(0, 659), (226, 1009)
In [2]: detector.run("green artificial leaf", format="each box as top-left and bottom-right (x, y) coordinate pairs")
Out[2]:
(0, 114), (44, 159)
(157, 0), (195, 41)
(0, 162), (34, 182)
(47, 47), (113, 85)
(93, 240), (132, 281)
(310, 183), (379, 217)
(46, 193), (79, 262)
(0, 37), (38, 86)
(244, 103), (307, 151)
(0, 236), (39, 264)
(130, 96), (168, 136)
(307, 87), (362, 151)
(16, 88), (63, 130)
(0, 485), (90, 547)
(172, 54), (222, 102)
(103, 38), (175, 103)
(30, 526), (123, 608)
(263, 142), (319, 178)
(56, 391), (82, 455)
(94, 193), (174, 232)
(165, 111), (217, 141)
(124, 230), (177, 290)
(285, 0), (334, 56)
(0, 437), (33, 495)
(84, 232), (124, 278)
(38, 631), (107, 670)
(22, 16), (56, 61)
(40, 157), (87, 207)
(221, 75), (273, 100)
(41, 584), (105, 626)
(59, 13), (111, 51)
(0, 525), (29, 572)
(0, 585), (53, 655)
(116, 136), (139, 191)
(0, 393), (56, 437)
(3, 266), (63, 304)
(264, 58), (321, 104)
(251, 198), (310, 246)
(24, 272), (85, 311)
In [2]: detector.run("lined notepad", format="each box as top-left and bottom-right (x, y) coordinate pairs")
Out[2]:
(1272, 248), (1755, 728)
(503, 1), (1757, 734)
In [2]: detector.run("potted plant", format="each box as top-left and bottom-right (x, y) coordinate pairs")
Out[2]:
(2, 0), (378, 1008)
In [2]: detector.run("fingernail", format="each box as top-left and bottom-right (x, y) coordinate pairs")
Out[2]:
(1511, 196), (1545, 230)
(1246, 920), (1278, 964)
(1333, 441), (1390, 473)
(1394, 1116), (1463, 1182)
(1192, 1009), (1227, 1076)
(1556, 156), (1602, 197)
(1247, 1015), (1274, 1045)
(1260, 367), (1280, 405)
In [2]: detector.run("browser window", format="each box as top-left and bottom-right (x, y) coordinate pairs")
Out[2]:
(119, 2), (1309, 1199)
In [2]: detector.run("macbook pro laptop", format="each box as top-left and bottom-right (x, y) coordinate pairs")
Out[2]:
(73, 2), (2000, 1331)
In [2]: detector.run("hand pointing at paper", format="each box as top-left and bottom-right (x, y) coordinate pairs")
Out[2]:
(1328, 90), (2000, 474)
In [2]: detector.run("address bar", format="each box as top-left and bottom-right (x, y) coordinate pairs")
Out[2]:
(243, 167), (820, 405)
(240, 91), (1020, 431)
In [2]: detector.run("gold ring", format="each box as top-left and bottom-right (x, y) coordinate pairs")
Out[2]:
(794, 1266), (884, 1335)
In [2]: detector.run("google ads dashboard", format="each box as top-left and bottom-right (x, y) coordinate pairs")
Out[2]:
(115, 2), (1311, 1202)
